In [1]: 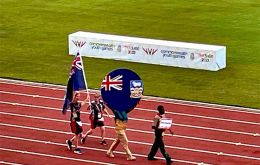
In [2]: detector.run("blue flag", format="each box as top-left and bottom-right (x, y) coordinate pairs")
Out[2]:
(101, 69), (143, 118)
(62, 53), (86, 114)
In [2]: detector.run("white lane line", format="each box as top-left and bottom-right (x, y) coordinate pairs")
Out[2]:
(0, 135), (203, 165)
(1, 91), (259, 126)
(1, 127), (260, 162)
(0, 90), (64, 101)
(1, 121), (260, 161)
(0, 79), (66, 90)
(1, 78), (259, 113)
(0, 161), (24, 165)
(141, 97), (260, 113)
(1, 106), (259, 149)
(0, 101), (259, 137)
(0, 147), (116, 165)
(136, 107), (260, 125)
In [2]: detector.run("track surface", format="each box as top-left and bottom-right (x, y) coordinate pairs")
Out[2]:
(0, 79), (259, 165)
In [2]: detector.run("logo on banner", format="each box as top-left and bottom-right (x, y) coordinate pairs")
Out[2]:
(142, 48), (158, 55)
(89, 42), (114, 51)
(130, 80), (143, 98)
(117, 45), (122, 52)
(161, 50), (188, 59)
(123, 45), (139, 54)
(101, 75), (123, 91)
(198, 52), (214, 62)
(72, 40), (86, 48)
(190, 53), (195, 61)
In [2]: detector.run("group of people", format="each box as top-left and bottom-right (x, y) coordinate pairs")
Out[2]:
(65, 91), (173, 164)
(65, 91), (110, 154)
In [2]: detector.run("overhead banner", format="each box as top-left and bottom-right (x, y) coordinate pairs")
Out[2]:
(68, 31), (226, 71)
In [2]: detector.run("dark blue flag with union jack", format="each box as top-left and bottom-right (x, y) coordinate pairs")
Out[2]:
(62, 52), (87, 114)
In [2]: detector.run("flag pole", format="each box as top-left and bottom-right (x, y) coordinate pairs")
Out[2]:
(78, 51), (91, 106)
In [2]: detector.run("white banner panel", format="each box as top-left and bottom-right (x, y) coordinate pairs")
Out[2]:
(69, 31), (226, 71)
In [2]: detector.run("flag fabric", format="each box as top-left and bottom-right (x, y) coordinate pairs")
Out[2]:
(101, 68), (143, 114)
(101, 75), (123, 91)
(62, 53), (86, 114)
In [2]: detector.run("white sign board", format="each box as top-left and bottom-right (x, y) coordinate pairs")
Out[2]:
(158, 118), (172, 129)
(68, 31), (226, 71)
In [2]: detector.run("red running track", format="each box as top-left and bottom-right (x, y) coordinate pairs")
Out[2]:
(0, 79), (260, 165)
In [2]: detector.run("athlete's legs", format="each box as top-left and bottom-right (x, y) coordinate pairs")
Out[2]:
(107, 138), (120, 157)
(100, 126), (105, 141)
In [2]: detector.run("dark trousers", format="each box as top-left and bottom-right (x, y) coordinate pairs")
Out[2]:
(148, 135), (171, 161)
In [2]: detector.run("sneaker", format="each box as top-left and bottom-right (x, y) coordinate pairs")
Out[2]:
(81, 136), (86, 144)
(74, 148), (82, 154)
(66, 140), (72, 150)
(147, 157), (158, 160)
(166, 159), (173, 165)
(106, 151), (114, 158)
(100, 140), (107, 145)
(127, 156), (136, 161)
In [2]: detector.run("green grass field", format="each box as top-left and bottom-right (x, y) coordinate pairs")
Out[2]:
(1, 0), (260, 108)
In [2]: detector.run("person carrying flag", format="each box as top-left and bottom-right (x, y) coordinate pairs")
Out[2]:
(62, 52), (90, 154)
(81, 91), (112, 145)
(101, 69), (143, 161)
(147, 105), (173, 165)
(66, 91), (88, 154)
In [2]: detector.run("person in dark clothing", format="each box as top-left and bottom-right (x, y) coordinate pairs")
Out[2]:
(148, 105), (173, 165)
(66, 91), (88, 154)
(81, 91), (112, 145)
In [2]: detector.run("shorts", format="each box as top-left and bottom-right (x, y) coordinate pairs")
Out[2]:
(90, 119), (104, 129)
(70, 120), (83, 135)
(89, 114), (105, 129)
